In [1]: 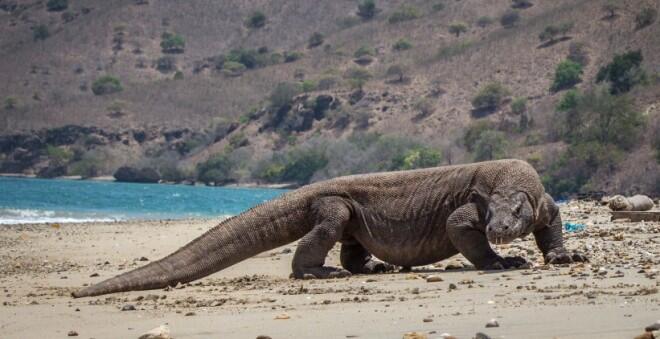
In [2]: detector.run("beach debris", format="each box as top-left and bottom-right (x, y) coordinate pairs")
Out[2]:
(138, 325), (171, 339)
(425, 275), (443, 282)
(608, 194), (654, 211)
(485, 319), (499, 328)
(67, 330), (78, 336)
(563, 222), (586, 233)
(402, 332), (427, 339)
(274, 313), (290, 320)
(121, 304), (136, 311)
(474, 333), (492, 339)
(646, 321), (660, 332)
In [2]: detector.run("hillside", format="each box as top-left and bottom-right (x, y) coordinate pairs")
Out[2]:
(0, 0), (659, 196)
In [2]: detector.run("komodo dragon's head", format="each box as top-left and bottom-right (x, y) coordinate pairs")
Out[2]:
(472, 190), (536, 245)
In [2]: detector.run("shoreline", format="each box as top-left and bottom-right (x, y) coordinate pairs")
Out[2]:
(0, 172), (297, 189)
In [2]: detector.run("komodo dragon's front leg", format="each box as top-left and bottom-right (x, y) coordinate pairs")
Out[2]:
(446, 203), (529, 270)
(534, 194), (588, 264)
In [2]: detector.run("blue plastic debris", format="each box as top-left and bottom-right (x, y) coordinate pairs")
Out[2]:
(563, 222), (586, 233)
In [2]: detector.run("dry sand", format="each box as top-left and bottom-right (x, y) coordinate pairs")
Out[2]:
(0, 202), (658, 339)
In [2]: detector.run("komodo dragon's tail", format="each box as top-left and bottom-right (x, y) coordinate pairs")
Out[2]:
(72, 191), (312, 298)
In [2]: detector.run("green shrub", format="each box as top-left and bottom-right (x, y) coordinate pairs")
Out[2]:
(596, 50), (646, 94)
(463, 120), (493, 152)
(197, 154), (234, 184)
(222, 61), (247, 77)
(388, 5), (421, 24)
(510, 97), (527, 115)
(68, 159), (98, 179)
(45, 145), (73, 164)
(269, 82), (300, 111)
(500, 9), (520, 28)
(448, 22), (468, 37)
(551, 60), (583, 92)
(245, 11), (266, 28)
(473, 130), (508, 161)
(173, 71), (184, 80)
(414, 98), (435, 119)
(160, 32), (185, 53)
(353, 45), (374, 58)
(308, 32), (324, 48)
(258, 148), (328, 185)
(391, 147), (441, 170)
(635, 7), (657, 29)
(437, 41), (472, 59)
(226, 48), (271, 69)
(156, 56), (176, 73)
(539, 22), (573, 43)
(4, 96), (18, 110)
(471, 82), (510, 110)
(567, 42), (589, 66)
(300, 80), (318, 93)
(33, 24), (49, 41)
(344, 67), (372, 90)
(46, 0), (68, 11)
(357, 0), (377, 20)
(432, 1), (445, 12)
(392, 38), (413, 51)
(386, 64), (406, 83)
(284, 51), (303, 63)
(477, 16), (494, 27)
(91, 76), (122, 95)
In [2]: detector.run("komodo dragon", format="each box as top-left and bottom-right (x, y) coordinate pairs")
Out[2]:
(72, 159), (587, 298)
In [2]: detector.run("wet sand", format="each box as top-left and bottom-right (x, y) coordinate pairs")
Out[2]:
(0, 202), (658, 339)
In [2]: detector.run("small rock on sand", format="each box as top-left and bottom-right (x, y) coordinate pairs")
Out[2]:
(402, 332), (427, 339)
(256, 336), (272, 339)
(138, 324), (171, 339)
(67, 330), (78, 336)
(121, 304), (136, 311)
(475, 333), (492, 339)
(425, 275), (443, 282)
(485, 319), (499, 328)
(274, 314), (290, 320)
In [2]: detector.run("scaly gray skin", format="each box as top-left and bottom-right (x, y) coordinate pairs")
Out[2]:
(72, 159), (587, 298)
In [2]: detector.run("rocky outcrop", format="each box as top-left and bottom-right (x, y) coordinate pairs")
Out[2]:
(260, 94), (340, 133)
(37, 164), (67, 178)
(113, 167), (161, 183)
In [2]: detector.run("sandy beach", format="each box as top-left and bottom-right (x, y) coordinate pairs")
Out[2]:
(1, 202), (658, 339)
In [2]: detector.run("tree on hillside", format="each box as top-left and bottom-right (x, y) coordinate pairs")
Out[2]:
(344, 67), (372, 90)
(551, 60), (583, 92)
(477, 16), (494, 28)
(357, 0), (377, 20)
(388, 5), (421, 24)
(471, 82), (511, 111)
(386, 64), (407, 83)
(245, 11), (266, 28)
(160, 32), (185, 54)
(539, 22), (573, 44)
(596, 50), (646, 94)
(92, 76), (123, 95)
(500, 9), (520, 28)
(33, 24), (49, 41)
(308, 32), (324, 48)
(448, 22), (468, 37)
(635, 7), (658, 29)
(474, 130), (508, 161)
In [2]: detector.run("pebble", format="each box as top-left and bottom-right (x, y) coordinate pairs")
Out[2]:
(256, 336), (272, 339)
(402, 332), (427, 339)
(121, 304), (136, 311)
(445, 260), (465, 270)
(67, 330), (78, 337)
(425, 275), (443, 282)
(422, 318), (433, 322)
(139, 257), (149, 261)
(448, 283), (457, 291)
(185, 312), (196, 316)
(274, 314), (290, 320)
(138, 324), (171, 339)
(485, 319), (499, 328)
(475, 333), (492, 339)
(89, 272), (99, 277)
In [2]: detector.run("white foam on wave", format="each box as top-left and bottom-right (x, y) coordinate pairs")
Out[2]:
(0, 208), (121, 225)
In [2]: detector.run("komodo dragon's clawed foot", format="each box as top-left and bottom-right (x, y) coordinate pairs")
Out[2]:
(482, 255), (531, 270)
(291, 266), (352, 279)
(545, 248), (589, 265)
(361, 260), (395, 274)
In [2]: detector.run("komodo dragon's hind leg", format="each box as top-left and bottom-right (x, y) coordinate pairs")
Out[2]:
(291, 197), (352, 279)
(340, 242), (395, 274)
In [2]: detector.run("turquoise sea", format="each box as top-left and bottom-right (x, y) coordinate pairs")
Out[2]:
(0, 176), (286, 224)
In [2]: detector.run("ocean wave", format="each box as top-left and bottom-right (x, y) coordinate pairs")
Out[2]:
(0, 208), (121, 225)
